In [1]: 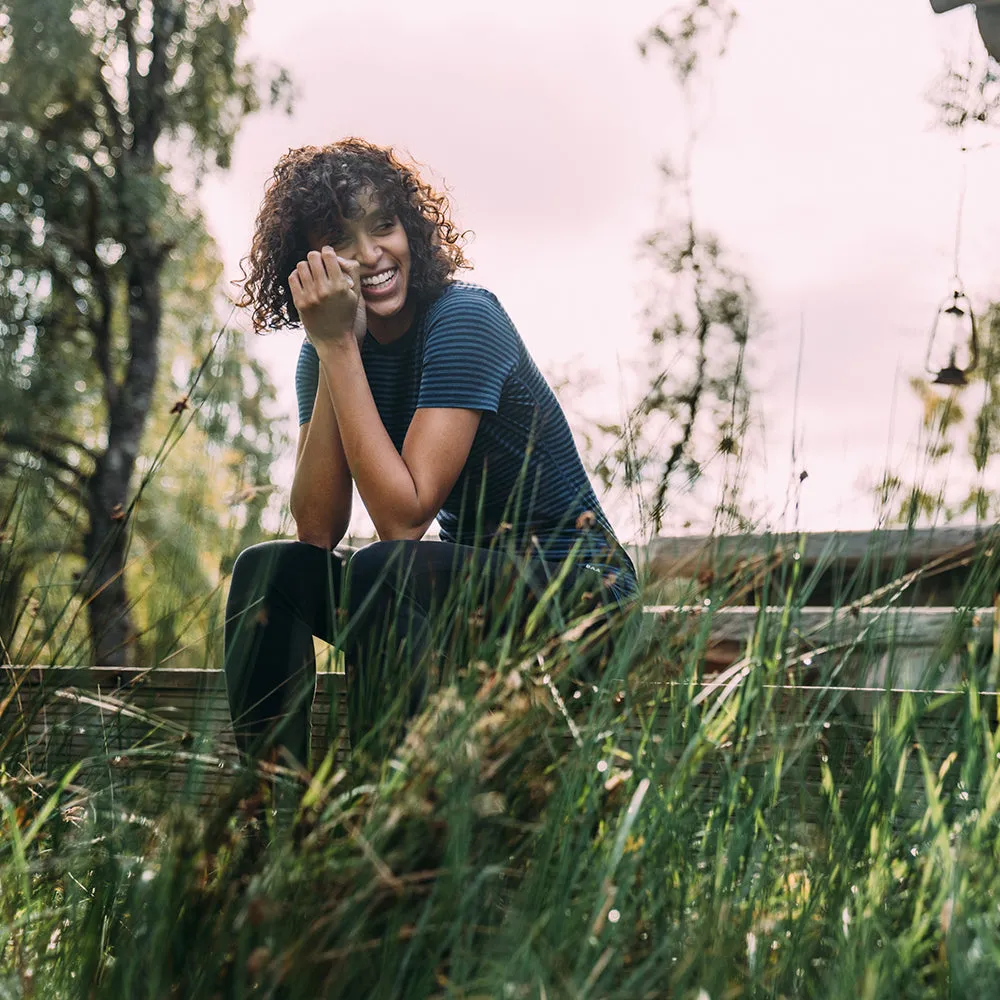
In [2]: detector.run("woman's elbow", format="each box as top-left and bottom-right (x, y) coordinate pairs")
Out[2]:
(373, 512), (434, 543)
(295, 528), (338, 550)
(291, 508), (346, 551)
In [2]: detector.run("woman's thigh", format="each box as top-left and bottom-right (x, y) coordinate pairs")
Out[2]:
(227, 538), (622, 645)
(343, 540), (543, 624)
(225, 539), (349, 644)
(343, 539), (618, 643)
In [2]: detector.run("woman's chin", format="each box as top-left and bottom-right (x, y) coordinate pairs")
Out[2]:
(365, 299), (397, 318)
(364, 287), (408, 319)
(365, 294), (415, 340)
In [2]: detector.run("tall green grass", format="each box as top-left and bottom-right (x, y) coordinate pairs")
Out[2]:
(2, 526), (999, 998)
(3, 335), (999, 995)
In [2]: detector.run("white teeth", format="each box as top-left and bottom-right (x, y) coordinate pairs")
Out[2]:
(361, 268), (397, 288)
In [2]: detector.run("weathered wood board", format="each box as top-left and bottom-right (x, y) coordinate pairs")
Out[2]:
(2, 604), (996, 806)
(633, 526), (999, 607)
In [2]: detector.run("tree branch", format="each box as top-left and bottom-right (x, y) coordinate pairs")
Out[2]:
(93, 55), (127, 152)
(120, 0), (141, 142)
(0, 430), (88, 486)
(1, 456), (86, 520)
(41, 430), (99, 462)
(37, 220), (118, 409)
(146, 0), (185, 141)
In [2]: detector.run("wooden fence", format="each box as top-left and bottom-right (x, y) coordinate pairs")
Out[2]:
(3, 527), (998, 802)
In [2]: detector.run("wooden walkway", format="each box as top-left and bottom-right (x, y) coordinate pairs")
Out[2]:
(634, 524), (996, 606)
(4, 526), (996, 801)
(4, 599), (996, 801)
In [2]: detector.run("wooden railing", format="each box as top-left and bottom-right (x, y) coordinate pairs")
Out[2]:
(3, 526), (997, 800)
(4, 604), (996, 795)
(632, 524), (996, 606)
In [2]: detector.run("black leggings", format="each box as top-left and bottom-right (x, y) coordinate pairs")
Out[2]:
(223, 539), (619, 766)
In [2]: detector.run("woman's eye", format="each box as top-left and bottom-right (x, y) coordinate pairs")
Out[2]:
(374, 220), (394, 234)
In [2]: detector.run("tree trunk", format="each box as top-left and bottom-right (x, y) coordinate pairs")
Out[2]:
(0, 560), (27, 665)
(83, 230), (163, 667)
(83, 461), (138, 666)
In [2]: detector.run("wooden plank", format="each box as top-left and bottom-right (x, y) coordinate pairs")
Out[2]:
(647, 605), (995, 647)
(7, 683), (985, 818)
(4, 604), (994, 691)
(347, 527), (995, 575)
(8, 692), (349, 716)
(1, 666), (345, 690)
(3, 606), (993, 754)
(3, 603), (994, 805)
(301, 529), (998, 603)
(635, 526), (995, 580)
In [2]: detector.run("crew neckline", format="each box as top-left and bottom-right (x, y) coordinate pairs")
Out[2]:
(363, 303), (427, 356)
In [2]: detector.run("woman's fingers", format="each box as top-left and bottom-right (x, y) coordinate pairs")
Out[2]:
(288, 249), (357, 318)
(337, 255), (362, 292)
(293, 259), (315, 300)
(289, 256), (328, 303)
(288, 267), (305, 306)
(322, 246), (354, 289)
(307, 250), (330, 289)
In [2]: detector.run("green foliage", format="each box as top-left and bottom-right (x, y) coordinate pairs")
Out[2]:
(1, 0), (272, 170)
(0, 0), (290, 664)
(877, 14), (1000, 528)
(2, 539), (1000, 996)
(585, 0), (754, 535)
(638, 0), (739, 86)
(878, 297), (1000, 529)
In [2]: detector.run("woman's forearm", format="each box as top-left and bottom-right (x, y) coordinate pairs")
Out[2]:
(289, 366), (354, 549)
(314, 339), (428, 540)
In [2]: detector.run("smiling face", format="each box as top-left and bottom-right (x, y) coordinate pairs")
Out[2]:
(311, 189), (414, 343)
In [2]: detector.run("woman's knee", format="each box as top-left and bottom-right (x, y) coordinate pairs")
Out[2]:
(230, 539), (339, 598)
(350, 539), (416, 567)
(231, 538), (315, 577)
(346, 540), (418, 593)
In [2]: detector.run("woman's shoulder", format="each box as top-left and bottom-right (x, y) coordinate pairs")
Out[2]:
(429, 280), (500, 312)
(423, 281), (518, 339)
(417, 281), (523, 380)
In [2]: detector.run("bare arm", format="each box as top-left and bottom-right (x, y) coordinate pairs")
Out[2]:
(315, 337), (480, 541)
(288, 247), (480, 541)
(289, 364), (353, 549)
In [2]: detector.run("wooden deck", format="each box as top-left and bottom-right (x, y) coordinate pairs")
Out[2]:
(633, 524), (997, 606)
(4, 526), (996, 804)
(4, 598), (996, 804)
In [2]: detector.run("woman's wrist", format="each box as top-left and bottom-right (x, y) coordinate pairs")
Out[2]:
(312, 334), (360, 367)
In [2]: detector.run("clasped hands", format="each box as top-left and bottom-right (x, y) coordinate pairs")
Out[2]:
(288, 248), (367, 349)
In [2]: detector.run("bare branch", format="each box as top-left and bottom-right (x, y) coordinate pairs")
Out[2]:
(0, 429), (88, 485)
(120, 0), (141, 140)
(93, 55), (127, 152)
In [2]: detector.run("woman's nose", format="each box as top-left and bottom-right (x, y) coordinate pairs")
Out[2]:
(354, 235), (381, 267)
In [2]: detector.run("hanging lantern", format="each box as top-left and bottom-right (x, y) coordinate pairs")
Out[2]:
(925, 286), (979, 387)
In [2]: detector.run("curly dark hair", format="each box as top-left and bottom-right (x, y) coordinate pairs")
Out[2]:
(237, 138), (472, 332)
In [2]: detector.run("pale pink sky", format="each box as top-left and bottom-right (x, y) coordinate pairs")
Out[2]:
(200, 0), (1000, 542)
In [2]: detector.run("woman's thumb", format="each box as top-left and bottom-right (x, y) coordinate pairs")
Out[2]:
(336, 256), (361, 290)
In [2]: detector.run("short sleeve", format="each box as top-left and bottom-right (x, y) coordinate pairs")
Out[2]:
(417, 288), (520, 413)
(295, 339), (320, 425)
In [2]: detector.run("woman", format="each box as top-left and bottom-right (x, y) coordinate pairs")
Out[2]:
(224, 138), (638, 768)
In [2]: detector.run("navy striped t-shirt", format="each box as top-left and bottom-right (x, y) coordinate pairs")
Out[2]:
(295, 282), (637, 601)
